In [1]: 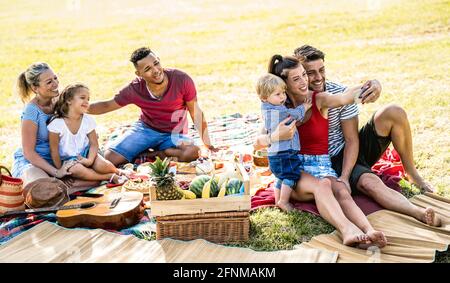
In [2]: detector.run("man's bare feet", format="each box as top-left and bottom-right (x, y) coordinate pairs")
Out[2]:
(277, 201), (294, 212)
(342, 226), (372, 249)
(420, 207), (441, 227)
(366, 230), (388, 248)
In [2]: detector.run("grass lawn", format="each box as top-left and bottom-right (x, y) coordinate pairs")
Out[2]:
(0, 0), (448, 261)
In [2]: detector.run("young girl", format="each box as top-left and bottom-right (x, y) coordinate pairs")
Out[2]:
(48, 83), (126, 184)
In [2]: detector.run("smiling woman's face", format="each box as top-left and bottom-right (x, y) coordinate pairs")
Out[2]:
(32, 69), (60, 98)
(285, 65), (309, 97)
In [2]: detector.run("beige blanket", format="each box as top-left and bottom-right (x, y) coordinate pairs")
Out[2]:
(0, 193), (448, 263)
(0, 221), (337, 263)
(300, 193), (449, 263)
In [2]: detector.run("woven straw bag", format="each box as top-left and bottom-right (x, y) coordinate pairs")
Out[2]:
(0, 166), (25, 213)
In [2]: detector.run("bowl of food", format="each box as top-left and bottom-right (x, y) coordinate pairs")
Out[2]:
(253, 149), (268, 167)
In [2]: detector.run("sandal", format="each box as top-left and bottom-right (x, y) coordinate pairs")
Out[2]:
(107, 173), (129, 187)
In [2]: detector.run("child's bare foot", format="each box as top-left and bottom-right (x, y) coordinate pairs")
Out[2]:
(366, 230), (387, 248)
(420, 207), (441, 227)
(342, 226), (372, 249)
(277, 201), (294, 212)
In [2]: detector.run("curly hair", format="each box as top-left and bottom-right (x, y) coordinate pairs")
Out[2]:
(130, 47), (156, 67)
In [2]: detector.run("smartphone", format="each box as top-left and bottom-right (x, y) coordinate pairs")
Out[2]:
(358, 85), (371, 99)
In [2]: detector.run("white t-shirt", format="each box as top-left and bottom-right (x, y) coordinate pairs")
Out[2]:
(47, 114), (97, 159)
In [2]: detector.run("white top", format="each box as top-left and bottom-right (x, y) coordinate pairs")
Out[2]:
(47, 114), (97, 159)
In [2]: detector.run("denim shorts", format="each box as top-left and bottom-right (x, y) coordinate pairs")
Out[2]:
(268, 150), (302, 190)
(12, 150), (54, 178)
(298, 154), (337, 179)
(107, 120), (193, 162)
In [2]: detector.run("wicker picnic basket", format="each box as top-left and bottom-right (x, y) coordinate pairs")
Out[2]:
(151, 163), (251, 244)
(0, 165), (25, 213)
(156, 211), (250, 244)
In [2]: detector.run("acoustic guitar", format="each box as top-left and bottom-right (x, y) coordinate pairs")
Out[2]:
(1, 191), (145, 231)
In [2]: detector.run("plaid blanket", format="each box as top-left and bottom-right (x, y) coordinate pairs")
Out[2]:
(102, 113), (262, 165)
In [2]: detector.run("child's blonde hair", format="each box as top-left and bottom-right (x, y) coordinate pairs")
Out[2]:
(256, 73), (286, 101)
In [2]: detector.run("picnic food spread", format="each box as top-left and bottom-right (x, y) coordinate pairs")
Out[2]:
(122, 156), (246, 200)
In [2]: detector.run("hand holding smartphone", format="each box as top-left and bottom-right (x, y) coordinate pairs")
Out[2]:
(354, 84), (371, 103)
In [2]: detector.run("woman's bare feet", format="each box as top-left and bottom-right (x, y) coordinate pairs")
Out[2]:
(277, 201), (294, 212)
(366, 230), (388, 248)
(342, 225), (372, 249)
(420, 207), (441, 227)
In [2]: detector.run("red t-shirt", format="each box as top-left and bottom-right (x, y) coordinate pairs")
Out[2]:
(114, 69), (196, 134)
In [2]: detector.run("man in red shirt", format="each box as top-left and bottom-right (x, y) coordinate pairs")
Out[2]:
(88, 47), (215, 165)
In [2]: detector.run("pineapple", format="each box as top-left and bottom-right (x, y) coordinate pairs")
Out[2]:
(149, 157), (183, 200)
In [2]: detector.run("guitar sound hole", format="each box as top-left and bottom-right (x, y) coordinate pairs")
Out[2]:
(80, 202), (96, 209)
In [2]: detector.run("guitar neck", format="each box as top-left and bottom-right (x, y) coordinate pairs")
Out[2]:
(1, 203), (93, 217)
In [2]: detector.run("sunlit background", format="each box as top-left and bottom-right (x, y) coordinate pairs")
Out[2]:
(0, 0), (448, 194)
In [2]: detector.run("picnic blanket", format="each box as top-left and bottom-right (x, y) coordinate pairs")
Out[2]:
(1, 192), (447, 263)
(300, 193), (450, 263)
(251, 148), (406, 216)
(102, 113), (262, 164)
(0, 221), (337, 263)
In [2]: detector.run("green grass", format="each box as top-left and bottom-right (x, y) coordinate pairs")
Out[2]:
(239, 208), (335, 251)
(1, 0), (448, 196)
(0, 0), (448, 262)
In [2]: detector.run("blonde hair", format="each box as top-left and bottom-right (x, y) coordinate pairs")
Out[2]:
(256, 73), (286, 100)
(16, 62), (51, 103)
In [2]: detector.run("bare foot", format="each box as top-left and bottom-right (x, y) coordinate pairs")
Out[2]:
(342, 226), (372, 249)
(366, 230), (388, 248)
(277, 201), (294, 212)
(421, 207), (441, 227)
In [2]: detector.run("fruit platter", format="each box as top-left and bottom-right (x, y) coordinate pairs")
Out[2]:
(144, 157), (250, 217)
